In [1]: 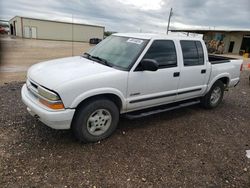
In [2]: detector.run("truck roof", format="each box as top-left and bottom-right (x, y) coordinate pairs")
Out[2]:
(113, 33), (203, 41)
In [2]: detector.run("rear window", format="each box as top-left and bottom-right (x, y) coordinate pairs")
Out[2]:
(180, 41), (204, 66)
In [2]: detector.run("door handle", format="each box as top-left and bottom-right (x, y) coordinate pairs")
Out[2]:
(201, 69), (206, 74)
(173, 72), (180, 77)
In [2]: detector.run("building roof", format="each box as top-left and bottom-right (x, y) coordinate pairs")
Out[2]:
(9, 16), (105, 29)
(170, 29), (250, 34)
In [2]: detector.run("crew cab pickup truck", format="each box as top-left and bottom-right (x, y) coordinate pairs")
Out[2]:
(21, 33), (243, 142)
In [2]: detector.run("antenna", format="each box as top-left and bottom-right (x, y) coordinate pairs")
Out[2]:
(72, 14), (74, 56)
(166, 8), (173, 35)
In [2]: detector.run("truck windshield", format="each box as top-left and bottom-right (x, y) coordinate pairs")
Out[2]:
(87, 36), (148, 70)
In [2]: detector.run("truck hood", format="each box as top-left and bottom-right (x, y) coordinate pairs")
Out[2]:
(28, 56), (118, 89)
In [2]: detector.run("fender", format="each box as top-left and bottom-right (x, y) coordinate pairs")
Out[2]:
(206, 73), (230, 92)
(70, 87), (127, 110)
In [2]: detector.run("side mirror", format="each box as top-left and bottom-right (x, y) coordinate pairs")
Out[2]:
(140, 59), (159, 71)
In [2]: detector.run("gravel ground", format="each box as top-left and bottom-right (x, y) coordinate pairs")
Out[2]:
(0, 71), (250, 187)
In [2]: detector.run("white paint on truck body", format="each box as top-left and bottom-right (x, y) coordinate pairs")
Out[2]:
(21, 33), (243, 129)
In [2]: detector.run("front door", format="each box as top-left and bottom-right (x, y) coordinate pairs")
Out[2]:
(127, 40), (180, 111)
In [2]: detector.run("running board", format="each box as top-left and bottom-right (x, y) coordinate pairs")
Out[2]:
(123, 99), (200, 120)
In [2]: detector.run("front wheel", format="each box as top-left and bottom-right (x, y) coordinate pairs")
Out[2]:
(201, 80), (224, 109)
(72, 98), (119, 143)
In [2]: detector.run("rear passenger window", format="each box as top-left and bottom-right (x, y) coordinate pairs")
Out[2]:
(180, 41), (204, 66)
(143, 40), (177, 68)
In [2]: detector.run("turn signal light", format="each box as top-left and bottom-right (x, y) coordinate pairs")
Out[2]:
(39, 99), (65, 110)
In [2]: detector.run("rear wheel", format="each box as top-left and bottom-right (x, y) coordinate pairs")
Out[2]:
(201, 80), (224, 109)
(72, 98), (119, 143)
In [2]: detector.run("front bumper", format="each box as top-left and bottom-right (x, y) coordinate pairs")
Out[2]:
(21, 84), (75, 129)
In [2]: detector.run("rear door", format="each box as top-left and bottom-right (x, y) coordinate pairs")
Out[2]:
(177, 40), (209, 100)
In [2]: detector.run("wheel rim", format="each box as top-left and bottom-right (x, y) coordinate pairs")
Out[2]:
(210, 86), (221, 105)
(86, 109), (112, 136)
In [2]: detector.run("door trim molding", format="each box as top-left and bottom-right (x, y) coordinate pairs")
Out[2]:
(177, 88), (202, 95)
(129, 88), (202, 104)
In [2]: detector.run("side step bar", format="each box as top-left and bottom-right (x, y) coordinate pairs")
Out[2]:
(123, 99), (200, 120)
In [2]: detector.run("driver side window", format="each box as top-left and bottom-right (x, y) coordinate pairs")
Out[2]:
(143, 40), (177, 68)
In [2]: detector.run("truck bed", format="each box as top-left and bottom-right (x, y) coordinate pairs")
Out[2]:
(208, 55), (237, 64)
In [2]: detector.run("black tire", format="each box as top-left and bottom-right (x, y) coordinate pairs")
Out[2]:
(72, 98), (119, 143)
(201, 80), (225, 109)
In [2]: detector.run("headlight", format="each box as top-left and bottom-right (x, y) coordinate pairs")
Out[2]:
(37, 86), (64, 110)
(38, 86), (60, 101)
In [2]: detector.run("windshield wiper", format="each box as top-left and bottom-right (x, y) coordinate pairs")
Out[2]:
(83, 53), (112, 67)
(91, 55), (113, 67)
(82, 52), (113, 67)
(83, 52), (91, 58)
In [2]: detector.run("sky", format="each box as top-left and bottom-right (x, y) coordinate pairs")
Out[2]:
(0, 0), (249, 33)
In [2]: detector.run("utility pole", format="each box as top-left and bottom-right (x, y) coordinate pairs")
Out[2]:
(166, 8), (173, 35)
(72, 14), (74, 56)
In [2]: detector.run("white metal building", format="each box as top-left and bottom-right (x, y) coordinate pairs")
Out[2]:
(9, 16), (104, 42)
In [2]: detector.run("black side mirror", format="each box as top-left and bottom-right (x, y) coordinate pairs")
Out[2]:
(140, 59), (159, 71)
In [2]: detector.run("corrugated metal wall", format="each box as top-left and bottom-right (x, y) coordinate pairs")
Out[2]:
(9, 17), (22, 37)
(9, 16), (104, 42)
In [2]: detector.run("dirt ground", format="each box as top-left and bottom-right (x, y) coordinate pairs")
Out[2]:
(0, 72), (249, 187)
(0, 36), (93, 84)
(0, 36), (250, 187)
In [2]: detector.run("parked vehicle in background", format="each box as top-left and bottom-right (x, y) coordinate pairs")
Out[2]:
(0, 26), (8, 34)
(89, 38), (102, 44)
(21, 33), (243, 143)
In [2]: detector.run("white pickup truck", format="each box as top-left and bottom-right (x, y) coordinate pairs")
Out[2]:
(21, 33), (243, 142)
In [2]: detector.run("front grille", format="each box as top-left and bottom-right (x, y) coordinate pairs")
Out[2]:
(30, 81), (38, 89)
(27, 79), (39, 99)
